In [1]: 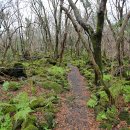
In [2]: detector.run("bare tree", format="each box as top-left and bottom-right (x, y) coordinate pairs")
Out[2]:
(62, 0), (107, 85)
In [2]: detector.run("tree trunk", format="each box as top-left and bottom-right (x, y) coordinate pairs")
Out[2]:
(67, 0), (107, 85)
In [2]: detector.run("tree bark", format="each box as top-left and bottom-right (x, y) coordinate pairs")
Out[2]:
(67, 0), (107, 85)
(61, 6), (114, 104)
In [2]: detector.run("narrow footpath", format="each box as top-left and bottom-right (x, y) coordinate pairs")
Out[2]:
(55, 66), (92, 130)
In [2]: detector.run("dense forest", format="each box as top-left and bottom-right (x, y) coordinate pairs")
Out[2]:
(0, 0), (130, 129)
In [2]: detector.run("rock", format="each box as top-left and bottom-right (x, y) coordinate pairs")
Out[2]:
(42, 81), (63, 94)
(0, 63), (27, 79)
(29, 97), (45, 109)
(11, 63), (27, 78)
(46, 58), (57, 65)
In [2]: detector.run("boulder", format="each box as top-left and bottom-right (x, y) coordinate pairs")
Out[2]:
(0, 63), (27, 79)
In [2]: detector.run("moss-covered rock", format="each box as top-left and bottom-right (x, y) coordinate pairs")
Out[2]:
(47, 66), (65, 77)
(0, 63), (27, 78)
(29, 97), (45, 109)
(42, 81), (63, 93)
(23, 124), (38, 130)
(46, 58), (57, 65)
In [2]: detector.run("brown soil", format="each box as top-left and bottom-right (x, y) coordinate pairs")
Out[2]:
(55, 66), (99, 130)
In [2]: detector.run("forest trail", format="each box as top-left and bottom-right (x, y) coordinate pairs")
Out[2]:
(55, 65), (91, 130)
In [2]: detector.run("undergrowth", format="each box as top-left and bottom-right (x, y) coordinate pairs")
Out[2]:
(71, 58), (130, 129)
(0, 58), (69, 130)
(0, 92), (59, 130)
(87, 77), (130, 129)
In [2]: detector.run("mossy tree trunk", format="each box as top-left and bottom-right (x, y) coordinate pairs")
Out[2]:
(53, 0), (63, 61)
(67, 0), (107, 85)
(61, 5), (114, 104)
(91, 8), (106, 84)
(91, 34), (102, 85)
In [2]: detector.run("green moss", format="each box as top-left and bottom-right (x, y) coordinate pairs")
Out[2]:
(71, 59), (86, 68)
(29, 97), (45, 109)
(0, 102), (16, 114)
(42, 81), (63, 93)
(48, 66), (65, 77)
(2, 105), (16, 114)
(23, 124), (38, 130)
(22, 115), (37, 129)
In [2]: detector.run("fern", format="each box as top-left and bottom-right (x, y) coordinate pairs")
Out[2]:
(103, 74), (112, 81)
(121, 85), (130, 102)
(2, 81), (21, 91)
(87, 95), (98, 108)
(83, 70), (94, 79)
(2, 81), (10, 91)
(71, 59), (86, 68)
(13, 92), (30, 110)
(96, 111), (107, 121)
(109, 81), (124, 99)
(123, 94), (130, 103)
(106, 106), (118, 121)
(0, 113), (13, 130)
(0, 102), (13, 107)
(123, 85), (130, 94)
(14, 107), (33, 122)
(98, 91), (109, 102)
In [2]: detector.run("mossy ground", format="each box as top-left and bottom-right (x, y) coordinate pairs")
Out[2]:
(71, 56), (130, 129)
(1, 55), (130, 129)
(0, 58), (69, 130)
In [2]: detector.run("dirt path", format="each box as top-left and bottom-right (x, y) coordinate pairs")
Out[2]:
(55, 65), (91, 130)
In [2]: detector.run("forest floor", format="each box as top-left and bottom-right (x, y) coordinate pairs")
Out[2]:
(1, 59), (130, 129)
(55, 65), (99, 130)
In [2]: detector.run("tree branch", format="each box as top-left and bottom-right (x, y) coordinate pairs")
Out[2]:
(67, 0), (94, 37)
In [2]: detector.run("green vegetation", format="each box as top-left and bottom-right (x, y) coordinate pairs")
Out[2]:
(0, 92), (59, 130)
(0, 58), (68, 130)
(42, 81), (63, 93)
(70, 56), (130, 129)
(2, 81), (21, 91)
(1, 0), (130, 129)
